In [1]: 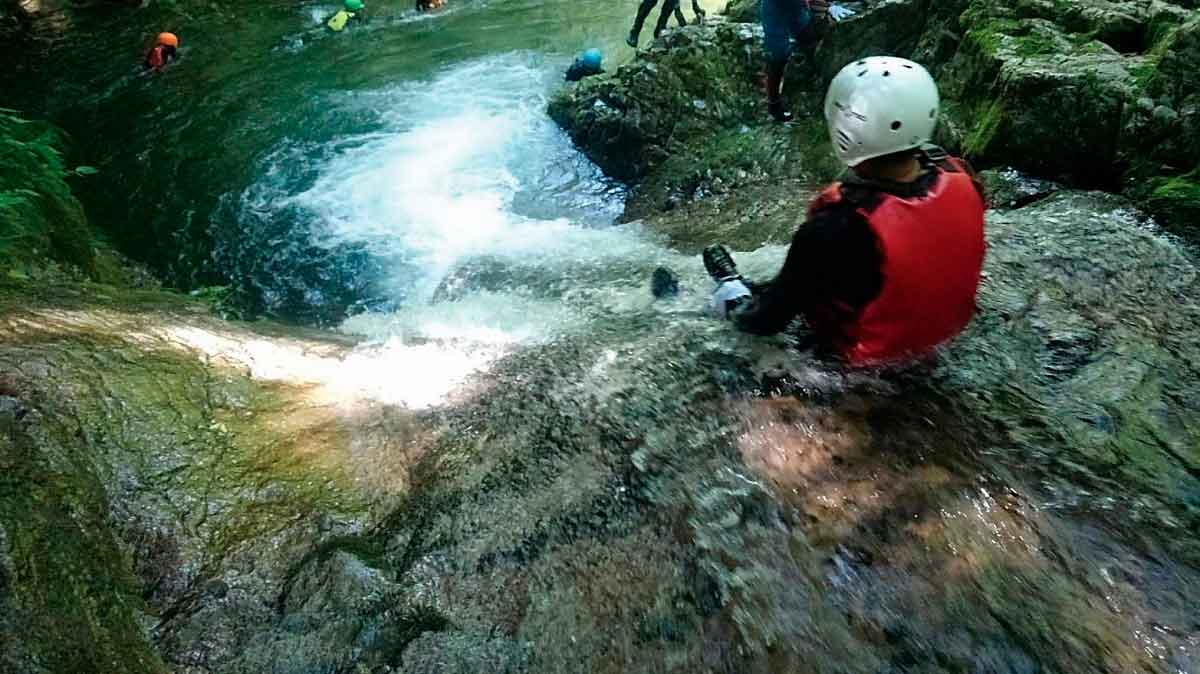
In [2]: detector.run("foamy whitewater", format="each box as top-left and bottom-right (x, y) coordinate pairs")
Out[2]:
(233, 53), (762, 408)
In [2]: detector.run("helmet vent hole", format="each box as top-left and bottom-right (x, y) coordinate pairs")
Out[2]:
(903, 64), (913, 69)
(857, 70), (867, 77)
(890, 121), (902, 130)
(856, 60), (866, 65)
(929, 108), (936, 118)
(882, 70), (891, 77)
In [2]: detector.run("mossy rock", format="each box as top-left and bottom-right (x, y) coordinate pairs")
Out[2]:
(1003, 0), (1147, 52)
(549, 20), (766, 183)
(0, 287), (425, 673)
(1138, 172), (1200, 240)
(940, 19), (1137, 185)
(721, 0), (758, 23)
(813, 0), (937, 81)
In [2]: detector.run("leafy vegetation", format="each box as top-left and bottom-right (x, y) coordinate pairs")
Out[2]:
(0, 109), (105, 278)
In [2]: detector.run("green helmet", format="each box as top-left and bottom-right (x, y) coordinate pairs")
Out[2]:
(345, 0), (364, 11)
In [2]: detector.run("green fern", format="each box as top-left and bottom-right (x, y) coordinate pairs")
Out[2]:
(0, 108), (98, 276)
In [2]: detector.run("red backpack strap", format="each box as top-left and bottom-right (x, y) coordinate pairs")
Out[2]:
(807, 182), (844, 218)
(922, 145), (987, 206)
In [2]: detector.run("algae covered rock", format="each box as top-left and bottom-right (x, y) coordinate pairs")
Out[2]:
(1140, 16), (1200, 170)
(0, 285), (436, 674)
(548, 20), (766, 182)
(1135, 171), (1200, 239)
(948, 26), (1136, 185)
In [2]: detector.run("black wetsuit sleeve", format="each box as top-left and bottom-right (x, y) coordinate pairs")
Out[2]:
(733, 202), (883, 336)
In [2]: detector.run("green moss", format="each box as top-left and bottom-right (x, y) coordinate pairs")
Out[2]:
(0, 109), (103, 278)
(1128, 59), (1159, 90)
(1140, 171), (1200, 240)
(0, 292), (377, 671)
(963, 98), (1006, 158)
(1, 393), (170, 674)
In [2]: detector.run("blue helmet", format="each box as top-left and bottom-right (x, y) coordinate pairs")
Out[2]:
(581, 48), (603, 70)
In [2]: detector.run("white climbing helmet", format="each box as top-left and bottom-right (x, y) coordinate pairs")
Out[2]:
(823, 56), (940, 167)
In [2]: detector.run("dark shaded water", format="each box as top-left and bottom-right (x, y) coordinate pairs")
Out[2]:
(2, 0), (665, 320)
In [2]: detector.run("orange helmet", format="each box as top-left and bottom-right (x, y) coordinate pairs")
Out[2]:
(157, 32), (179, 47)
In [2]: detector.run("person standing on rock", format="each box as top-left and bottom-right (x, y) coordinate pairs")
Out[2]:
(762, 0), (854, 122)
(626, 0), (705, 48)
(703, 57), (986, 367)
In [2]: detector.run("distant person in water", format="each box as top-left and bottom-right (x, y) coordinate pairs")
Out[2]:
(696, 58), (986, 368)
(626, 0), (706, 48)
(565, 49), (604, 82)
(327, 0), (366, 32)
(144, 32), (178, 71)
(760, 0), (855, 122)
(416, 0), (444, 12)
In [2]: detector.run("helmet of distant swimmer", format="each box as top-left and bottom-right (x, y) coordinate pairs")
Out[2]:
(157, 32), (179, 47)
(345, 0), (365, 11)
(823, 57), (940, 167)
(581, 48), (603, 70)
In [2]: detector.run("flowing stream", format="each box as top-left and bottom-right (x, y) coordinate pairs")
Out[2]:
(3, 0), (1200, 670)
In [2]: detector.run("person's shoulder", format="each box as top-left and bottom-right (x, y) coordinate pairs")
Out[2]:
(798, 194), (871, 244)
(820, 179), (889, 215)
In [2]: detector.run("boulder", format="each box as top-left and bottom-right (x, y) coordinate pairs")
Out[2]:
(940, 21), (1138, 185)
(1140, 16), (1200, 170)
(548, 20), (766, 183)
(1135, 171), (1200, 240)
(813, 0), (939, 81)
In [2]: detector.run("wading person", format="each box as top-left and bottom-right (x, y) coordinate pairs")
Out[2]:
(565, 49), (605, 82)
(704, 57), (986, 368)
(627, 0), (705, 48)
(144, 32), (179, 71)
(327, 0), (366, 32)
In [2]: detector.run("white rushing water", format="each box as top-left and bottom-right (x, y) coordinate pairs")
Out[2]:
(239, 53), (729, 408)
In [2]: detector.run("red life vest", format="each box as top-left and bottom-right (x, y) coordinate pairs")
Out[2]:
(146, 45), (166, 69)
(805, 156), (986, 366)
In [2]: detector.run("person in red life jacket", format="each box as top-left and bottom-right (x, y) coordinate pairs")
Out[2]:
(145, 32), (179, 71)
(703, 56), (986, 368)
